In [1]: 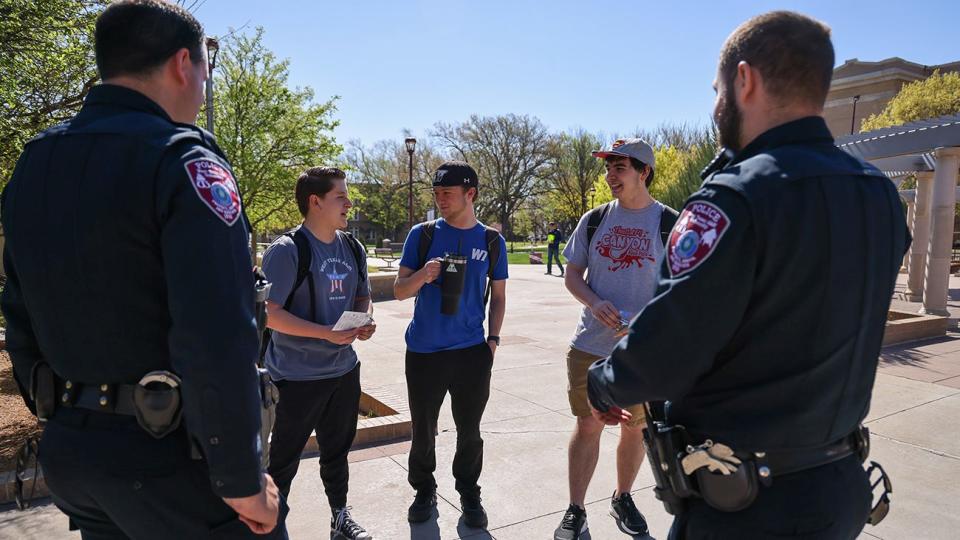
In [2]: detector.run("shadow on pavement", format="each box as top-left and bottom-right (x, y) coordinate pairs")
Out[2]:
(408, 509), (441, 539)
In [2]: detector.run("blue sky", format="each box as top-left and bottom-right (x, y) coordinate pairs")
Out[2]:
(195, 0), (958, 147)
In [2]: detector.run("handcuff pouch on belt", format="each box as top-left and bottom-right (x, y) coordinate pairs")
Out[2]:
(692, 451), (760, 512)
(133, 371), (183, 439)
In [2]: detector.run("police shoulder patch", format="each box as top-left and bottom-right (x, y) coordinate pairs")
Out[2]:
(667, 200), (730, 278)
(184, 158), (242, 226)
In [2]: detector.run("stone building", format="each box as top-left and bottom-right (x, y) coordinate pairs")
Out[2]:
(824, 57), (960, 137)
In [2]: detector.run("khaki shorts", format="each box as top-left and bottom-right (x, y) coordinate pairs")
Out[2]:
(566, 347), (646, 427)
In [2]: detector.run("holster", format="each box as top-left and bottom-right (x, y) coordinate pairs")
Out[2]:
(642, 402), (694, 515)
(29, 363), (56, 422)
(258, 368), (279, 469)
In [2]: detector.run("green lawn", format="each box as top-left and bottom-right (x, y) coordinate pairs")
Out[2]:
(505, 243), (567, 265)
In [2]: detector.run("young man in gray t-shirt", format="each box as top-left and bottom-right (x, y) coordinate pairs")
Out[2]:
(555, 139), (676, 540)
(261, 167), (375, 540)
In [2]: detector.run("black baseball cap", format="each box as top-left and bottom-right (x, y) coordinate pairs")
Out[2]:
(432, 161), (479, 189)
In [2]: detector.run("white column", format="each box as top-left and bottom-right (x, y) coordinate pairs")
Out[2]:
(907, 173), (934, 302)
(921, 147), (960, 316)
(903, 198), (915, 271)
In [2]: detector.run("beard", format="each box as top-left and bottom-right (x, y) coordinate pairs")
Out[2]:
(715, 90), (743, 152)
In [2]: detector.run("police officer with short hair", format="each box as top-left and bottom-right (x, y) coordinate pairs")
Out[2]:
(587, 11), (909, 540)
(1, 1), (285, 537)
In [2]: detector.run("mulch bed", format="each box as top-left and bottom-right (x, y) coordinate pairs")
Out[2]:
(0, 351), (43, 472)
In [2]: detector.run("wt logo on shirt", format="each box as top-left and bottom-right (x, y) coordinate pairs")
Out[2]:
(472, 248), (488, 262)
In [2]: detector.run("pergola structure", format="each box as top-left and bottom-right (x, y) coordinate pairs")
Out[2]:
(836, 113), (960, 316)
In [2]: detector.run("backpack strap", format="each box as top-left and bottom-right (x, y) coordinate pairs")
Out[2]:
(288, 228), (316, 322)
(483, 226), (502, 306)
(340, 231), (367, 286)
(658, 205), (680, 247)
(417, 220), (438, 270)
(585, 202), (613, 258)
(259, 227), (315, 363)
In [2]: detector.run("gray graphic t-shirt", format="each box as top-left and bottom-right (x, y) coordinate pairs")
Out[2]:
(262, 227), (370, 381)
(563, 200), (665, 356)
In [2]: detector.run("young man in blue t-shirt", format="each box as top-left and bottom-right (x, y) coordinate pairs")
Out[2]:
(394, 161), (508, 530)
(261, 167), (375, 540)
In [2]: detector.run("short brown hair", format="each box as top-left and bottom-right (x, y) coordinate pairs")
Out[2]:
(295, 167), (346, 216)
(719, 11), (834, 108)
(95, 0), (205, 79)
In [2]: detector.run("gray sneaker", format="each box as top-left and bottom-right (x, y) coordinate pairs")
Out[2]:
(554, 504), (587, 540)
(609, 491), (648, 536)
(331, 506), (372, 540)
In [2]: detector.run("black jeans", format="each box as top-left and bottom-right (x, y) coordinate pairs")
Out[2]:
(668, 454), (872, 540)
(267, 363), (361, 509)
(405, 342), (493, 497)
(547, 245), (563, 274)
(39, 408), (288, 540)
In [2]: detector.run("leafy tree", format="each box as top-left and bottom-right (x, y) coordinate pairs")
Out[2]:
(204, 28), (341, 246)
(0, 0), (107, 185)
(433, 114), (555, 239)
(344, 137), (441, 243)
(544, 129), (606, 224)
(861, 70), (960, 132)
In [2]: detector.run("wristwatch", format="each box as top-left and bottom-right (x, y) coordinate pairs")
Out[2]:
(487, 335), (500, 346)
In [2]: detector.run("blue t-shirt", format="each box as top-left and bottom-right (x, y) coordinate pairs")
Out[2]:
(261, 227), (370, 381)
(399, 220), (508, 353)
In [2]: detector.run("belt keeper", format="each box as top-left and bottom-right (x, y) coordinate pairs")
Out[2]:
(60, 380), (77, 407)
(98, 383), (115, 410)
(753, 451), (773, 487)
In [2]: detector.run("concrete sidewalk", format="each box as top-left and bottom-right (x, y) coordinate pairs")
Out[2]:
(2, 267), (959, 539)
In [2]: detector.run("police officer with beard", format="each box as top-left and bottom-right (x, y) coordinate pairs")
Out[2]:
(1, 1), (284, 537)
(587, 11), (909, 540)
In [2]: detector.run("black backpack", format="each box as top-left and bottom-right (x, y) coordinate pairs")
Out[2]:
(416, 220), (502, 305)
(585, 201), (680, 251)
(259, 228), (366, 362)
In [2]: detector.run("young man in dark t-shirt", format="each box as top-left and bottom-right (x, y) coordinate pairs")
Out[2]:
(261, 167), (375, 540)
(394, 161), (508, 530)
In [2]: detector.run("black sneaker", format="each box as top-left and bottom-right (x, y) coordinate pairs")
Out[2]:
(407, 491), (436, 523)
(609, 491), (648, 536)
(553, 504), (587, 540)
(460, 494), (488, 529)
(331, 507), (372, 540)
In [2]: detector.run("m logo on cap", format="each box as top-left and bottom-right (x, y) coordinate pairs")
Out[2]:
(611, 139), (627, 149)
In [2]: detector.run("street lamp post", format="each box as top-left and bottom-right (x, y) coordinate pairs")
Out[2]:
(205, 37), (220, 135)
(849, 94), (861, 135)
(405, 137), (417, 230)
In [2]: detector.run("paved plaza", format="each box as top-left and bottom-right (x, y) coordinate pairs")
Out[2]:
(1, 266), (959, 539)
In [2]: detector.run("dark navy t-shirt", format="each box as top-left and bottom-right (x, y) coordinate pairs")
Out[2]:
(399, 220), (508, 353)
(262, 227), (369, 381)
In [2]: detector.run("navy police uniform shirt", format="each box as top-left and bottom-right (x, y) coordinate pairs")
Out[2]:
(399, 219), (508, 353)
(587, 117), (911, 452)
(0, 84), (264, 497)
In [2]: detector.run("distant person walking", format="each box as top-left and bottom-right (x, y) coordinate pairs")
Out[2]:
(546, 221), (564, 276)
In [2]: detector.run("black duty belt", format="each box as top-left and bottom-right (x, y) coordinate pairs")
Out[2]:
(56, 379), (138, 416)
(757, 431), (862, 477)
